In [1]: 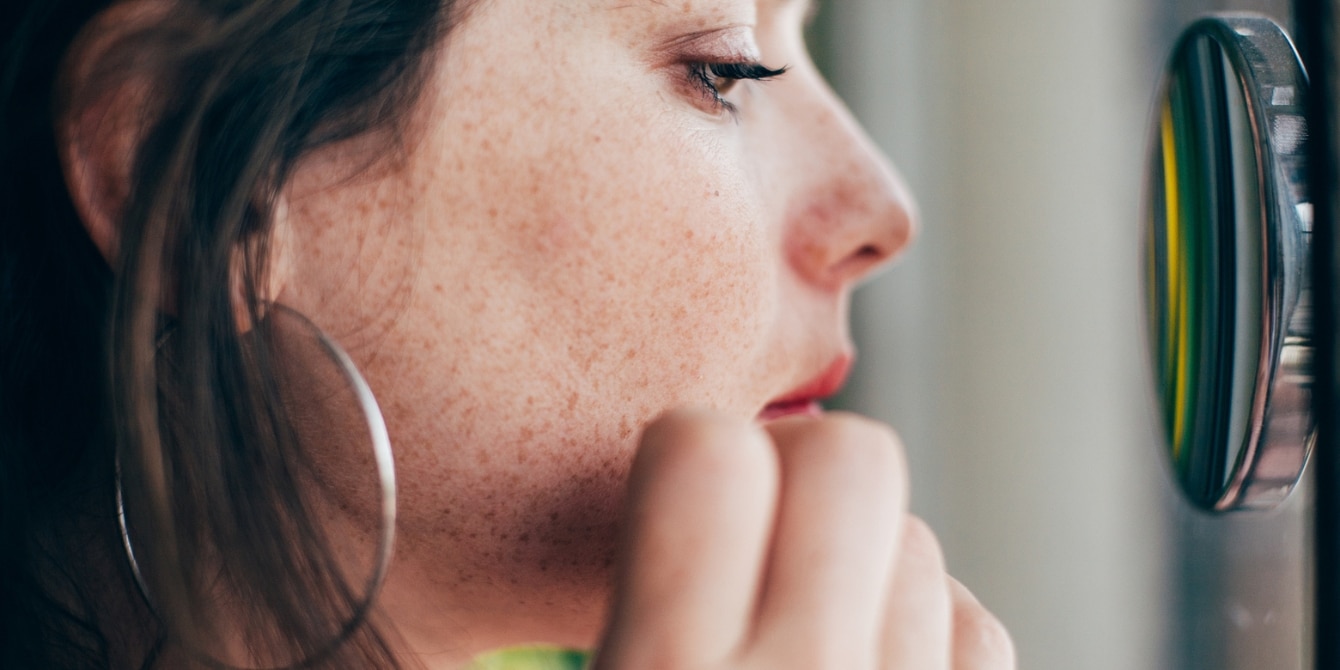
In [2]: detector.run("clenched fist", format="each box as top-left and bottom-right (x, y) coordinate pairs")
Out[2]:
(593, 409), (1014, 670)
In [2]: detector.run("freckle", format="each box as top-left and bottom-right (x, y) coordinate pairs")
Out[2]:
(714, 190), (720, 197)
(549, 512), (559, 522)
(593, 135), (602, 144)
(488, 207), (498, 219)
(519, 533), (530, 543)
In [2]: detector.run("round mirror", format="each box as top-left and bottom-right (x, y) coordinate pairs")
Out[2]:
(1144, 14), (1314, 511)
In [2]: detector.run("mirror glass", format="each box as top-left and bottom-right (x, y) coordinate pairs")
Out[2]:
(1144, 14), (1313, 511)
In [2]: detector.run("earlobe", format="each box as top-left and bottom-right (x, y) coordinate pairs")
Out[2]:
(233, 199), (295, 333)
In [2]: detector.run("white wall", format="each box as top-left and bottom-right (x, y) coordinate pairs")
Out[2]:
(824, 1), (1171, 668)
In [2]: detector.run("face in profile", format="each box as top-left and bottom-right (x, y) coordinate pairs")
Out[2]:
(273, 0), (916, 651)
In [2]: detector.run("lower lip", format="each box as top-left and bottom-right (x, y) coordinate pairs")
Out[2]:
(757, 400), (823, 421)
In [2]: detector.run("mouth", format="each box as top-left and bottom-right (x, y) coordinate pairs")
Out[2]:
(758, 356), (853, 422)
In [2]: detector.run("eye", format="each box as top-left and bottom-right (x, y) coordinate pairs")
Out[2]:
(688, 61), (788, 116)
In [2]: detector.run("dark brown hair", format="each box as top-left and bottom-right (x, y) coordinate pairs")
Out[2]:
(0, 0), (456, 666)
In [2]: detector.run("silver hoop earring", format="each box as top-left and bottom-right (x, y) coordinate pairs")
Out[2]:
(115, 304), (397, 669)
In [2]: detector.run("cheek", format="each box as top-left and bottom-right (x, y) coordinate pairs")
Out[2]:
(380, 122), (777, 570)
(520, 136), (777, 383)
(418, 86), (781, 410)
(304, 35), (787, 591)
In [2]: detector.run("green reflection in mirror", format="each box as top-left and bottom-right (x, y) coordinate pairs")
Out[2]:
(1144, 15), (1312, 511)
(1149, 32), (1262, 502)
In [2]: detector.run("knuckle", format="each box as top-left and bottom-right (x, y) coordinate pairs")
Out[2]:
(900, 515), (946, 567)
(814, 411), (900, 448)
(641, 407), (733, 451)
(596, 649), (692, 670)
(775, 413), (908, 488)
(954, 604), (1017, 668)
(630, 644), (700, 670)
(639, 408), (773, 476)
(754, 644), (874, 670)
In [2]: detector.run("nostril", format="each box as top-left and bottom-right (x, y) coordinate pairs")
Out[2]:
(849, 243), (890, 270)
(855, 244), (882, 259)
(822, 243), (893, 288)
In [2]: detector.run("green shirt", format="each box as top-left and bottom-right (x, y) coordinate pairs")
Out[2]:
(467, 646), (591, 670)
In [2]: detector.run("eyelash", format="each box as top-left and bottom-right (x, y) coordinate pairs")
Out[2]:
(687, 61), (789, 116)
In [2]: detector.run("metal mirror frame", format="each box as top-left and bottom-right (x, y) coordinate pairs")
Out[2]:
(1145, 14), (1314, 511)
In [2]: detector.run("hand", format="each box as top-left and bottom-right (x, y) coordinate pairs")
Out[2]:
(592, 409), (1014, 670)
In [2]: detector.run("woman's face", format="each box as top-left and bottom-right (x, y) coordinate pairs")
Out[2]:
(279, 0), (914, 651)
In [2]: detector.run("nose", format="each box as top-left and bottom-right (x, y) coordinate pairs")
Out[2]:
(780, 72), (918, 291)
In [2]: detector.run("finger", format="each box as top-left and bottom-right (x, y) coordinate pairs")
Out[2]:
(594, 408), (778, 669)
(879, 516), (952, 670)
(949, 577), (1016, 670)
(749, 413), (908, 668)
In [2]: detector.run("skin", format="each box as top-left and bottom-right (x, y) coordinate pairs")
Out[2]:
(61, 0), (1015, 667)
(280, 0), (915, 658)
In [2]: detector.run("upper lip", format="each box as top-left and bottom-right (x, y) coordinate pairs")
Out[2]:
(765, 355), (854, 408)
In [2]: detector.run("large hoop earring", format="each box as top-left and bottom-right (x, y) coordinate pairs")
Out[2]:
(115, 304), (397, 669)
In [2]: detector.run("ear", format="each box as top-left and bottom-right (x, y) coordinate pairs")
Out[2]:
(54, 1), (168, 268)
(57, 1), (293, 329)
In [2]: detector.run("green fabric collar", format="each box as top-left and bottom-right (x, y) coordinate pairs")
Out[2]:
(466, 646), (591, 670)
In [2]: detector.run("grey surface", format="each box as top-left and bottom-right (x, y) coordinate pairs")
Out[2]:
(812, 0), (1311, 668)
(1151, 6), (1313, 669)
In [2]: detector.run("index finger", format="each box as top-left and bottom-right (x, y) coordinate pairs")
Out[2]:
(594, 409), (779, 669)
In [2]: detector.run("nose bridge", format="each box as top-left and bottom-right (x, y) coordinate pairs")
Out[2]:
(781, 72), (918, 290)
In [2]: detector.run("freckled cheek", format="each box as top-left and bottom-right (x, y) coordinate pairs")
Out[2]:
(535, 150), (776, 383)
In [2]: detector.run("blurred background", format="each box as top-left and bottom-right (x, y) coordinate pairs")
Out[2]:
(813, 1), (1311, 668)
